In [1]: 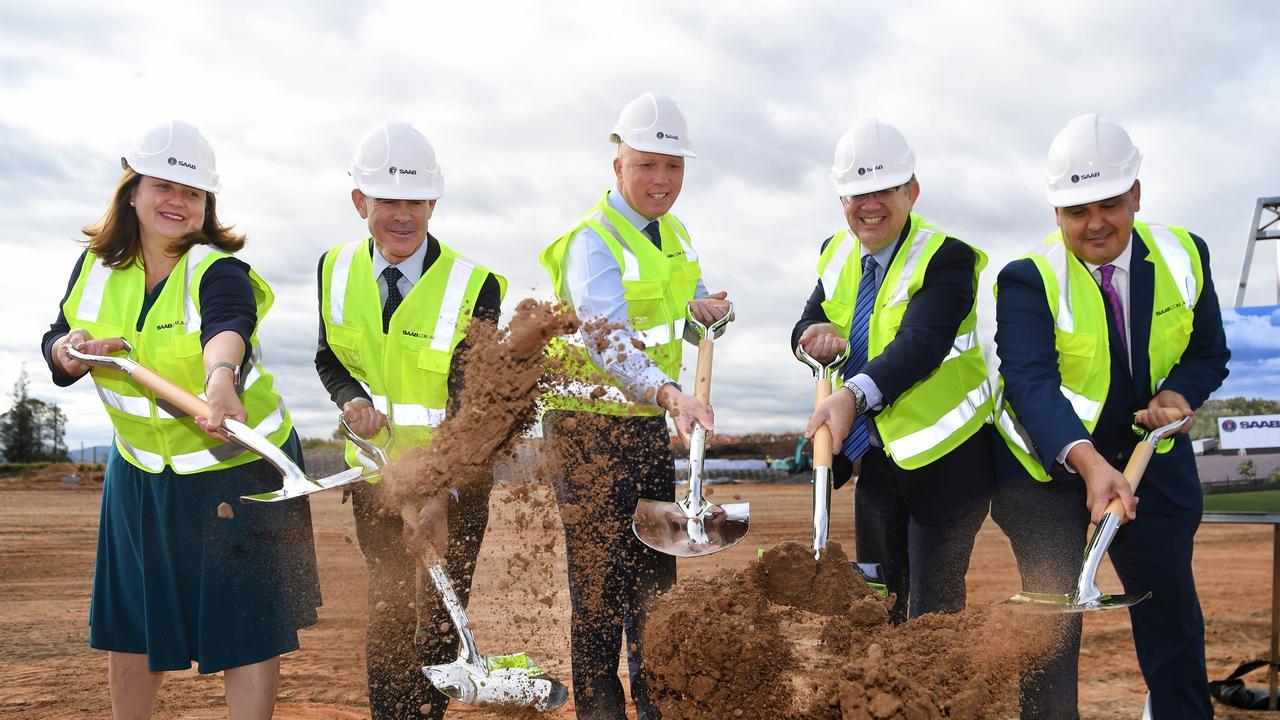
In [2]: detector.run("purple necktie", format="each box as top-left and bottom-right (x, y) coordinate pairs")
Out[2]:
(1098, 264), (1128, 356)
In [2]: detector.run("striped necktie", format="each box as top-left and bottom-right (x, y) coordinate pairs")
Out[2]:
(382, 266), (404, 333)
(841, 254), (879, 461)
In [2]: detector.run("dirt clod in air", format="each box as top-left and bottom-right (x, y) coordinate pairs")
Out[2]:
(216, 502), (234, 519)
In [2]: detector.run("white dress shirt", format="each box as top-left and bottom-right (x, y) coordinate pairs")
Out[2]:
(561, 189), (709, 403)
(371, 237), (429, 303)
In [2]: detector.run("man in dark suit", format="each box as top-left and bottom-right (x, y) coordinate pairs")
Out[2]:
(991, 114), (1229, 719)
(314, 121), (504, 720)
(800, 118), (996, 623)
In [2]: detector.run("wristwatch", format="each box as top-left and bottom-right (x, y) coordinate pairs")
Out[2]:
(841, 377), (868, 415)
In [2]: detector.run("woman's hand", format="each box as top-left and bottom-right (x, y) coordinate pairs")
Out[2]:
(197, 365), (246, 442)
(54, 330), (112, 378)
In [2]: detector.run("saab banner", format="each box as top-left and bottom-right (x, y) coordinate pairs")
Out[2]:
(1218, 414), (1280, 451)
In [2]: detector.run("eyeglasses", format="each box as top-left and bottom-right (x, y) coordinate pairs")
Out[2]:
(841, 182), (907, 205)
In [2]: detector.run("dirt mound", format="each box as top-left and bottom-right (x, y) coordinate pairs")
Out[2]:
(2, 463), (104, 491)
(645, 540), (1060, 719)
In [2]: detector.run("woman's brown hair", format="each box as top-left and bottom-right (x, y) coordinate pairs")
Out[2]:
(81, 169), (246, 269)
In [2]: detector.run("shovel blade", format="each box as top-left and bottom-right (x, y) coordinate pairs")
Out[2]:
(240, 467), (373, 503)
(632, 499), (750, 558)
(423, 659), (569, 712)
(1006, 590), (1152, 613)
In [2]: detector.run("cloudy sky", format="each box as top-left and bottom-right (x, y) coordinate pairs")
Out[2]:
(2, 1), (1277, 448)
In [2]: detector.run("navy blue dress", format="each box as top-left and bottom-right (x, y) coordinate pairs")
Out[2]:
(44, 250), (322, 674)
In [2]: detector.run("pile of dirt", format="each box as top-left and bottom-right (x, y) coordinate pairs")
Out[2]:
(645, 540), (1060, 719)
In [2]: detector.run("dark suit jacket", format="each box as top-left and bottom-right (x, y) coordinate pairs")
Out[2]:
(994, 229), (1230, 508)
(791, 224), (990, 507)
(314, 234), (502, 414)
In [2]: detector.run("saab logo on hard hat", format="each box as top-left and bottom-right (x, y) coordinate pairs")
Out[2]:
(167, 156), (197, 170)
(1070, 171), (1101, 184)
(1222, 420), (1237, 432)
(388, 166), (417, 176)
(856, 164), (885, 177)
(656, 131), (679, 141)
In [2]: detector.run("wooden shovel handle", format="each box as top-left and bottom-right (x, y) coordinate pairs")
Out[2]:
(694, 339), (714, 406)
(99, 337), (213, 419)
(1100, 412), (1185, 516)
(813, 375), (833, 470)
(1102, 441), (1155, 517)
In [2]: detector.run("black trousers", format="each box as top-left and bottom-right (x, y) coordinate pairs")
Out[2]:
(854, 425), (994, 623)
(543, 411), (678, 720)
(351, 478), (492, 720)
(992, 451), (1213, 719)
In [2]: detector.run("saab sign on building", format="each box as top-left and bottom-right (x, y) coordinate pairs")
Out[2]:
(1219, 414), (1280, 451)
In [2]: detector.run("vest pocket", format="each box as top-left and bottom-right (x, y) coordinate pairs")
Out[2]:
(623, 280), (666, 328)
(417, 348), (452, 374)
(1056, 331), (1099, 389)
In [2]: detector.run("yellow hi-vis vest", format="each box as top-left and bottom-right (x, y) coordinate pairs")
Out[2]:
(321, 238), (506, 466)
(62, 245), (292, 474)
(816, 213), (994, 470)
(539, 192), (702, 416)
(993, 221), (1203, 481)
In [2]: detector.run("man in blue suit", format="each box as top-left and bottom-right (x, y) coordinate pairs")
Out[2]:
(992, 114), (1230, 719)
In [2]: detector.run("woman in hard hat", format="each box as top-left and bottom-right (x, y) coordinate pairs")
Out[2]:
(40, 121), (320, 718)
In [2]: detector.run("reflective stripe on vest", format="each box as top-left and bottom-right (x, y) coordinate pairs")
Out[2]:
(322, 237), (505, 463)
(539, 192), (702, 416)
(995, 221), (1202, 480)
(64, 248), (292, 474)
(816, 214), (992, 469)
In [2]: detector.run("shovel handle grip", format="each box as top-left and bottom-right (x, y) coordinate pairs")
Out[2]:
(813, 375), (833, 470)
(694, 339), (714, 406)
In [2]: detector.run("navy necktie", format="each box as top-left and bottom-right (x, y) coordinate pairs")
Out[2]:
(382, 266), (404, 333)
(842, 254), (879, 462)
(643, 220), (662, 248)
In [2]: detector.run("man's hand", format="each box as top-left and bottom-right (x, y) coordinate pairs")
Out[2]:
(689, 290), (731, 326)
(1135, 390), (1193, 432)
(798, 323), (847, 365)
(1068, 443), (1138, 524)
(657, 382), (714, 447)
(343, 399), (388, 439)
(402, 494), (450, 564)
(805, 387), (857, 449)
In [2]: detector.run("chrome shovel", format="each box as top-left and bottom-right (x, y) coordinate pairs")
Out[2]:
(1008, 415), (1193, 612)
(67, 338), (381, 502)
(795, 345), (885, 588)
(633, 302), (749, 557)
(421, 563), (569, 712)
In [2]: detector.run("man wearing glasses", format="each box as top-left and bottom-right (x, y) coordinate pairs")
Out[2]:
(797, 118), (996, 622)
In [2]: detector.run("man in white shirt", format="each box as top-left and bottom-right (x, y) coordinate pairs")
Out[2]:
(538, 92), (730, 720)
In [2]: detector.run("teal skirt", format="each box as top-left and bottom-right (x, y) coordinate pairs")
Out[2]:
(89, 431), (322, 673)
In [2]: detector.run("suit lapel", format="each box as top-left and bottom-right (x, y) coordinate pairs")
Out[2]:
(1129, 233), (1154, 404)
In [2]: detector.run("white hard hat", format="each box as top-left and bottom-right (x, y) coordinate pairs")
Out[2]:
(830, 118), (916, 197)
(350, 121), (443, 200)
(121, 120), (221, 194)
(609, 92), (697, 158)
(1045, 114), (1142, 208)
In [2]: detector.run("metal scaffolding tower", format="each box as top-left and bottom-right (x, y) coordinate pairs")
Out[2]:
(1235, 196), (1280, 308)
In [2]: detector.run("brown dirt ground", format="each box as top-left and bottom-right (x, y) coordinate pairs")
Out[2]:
(0, 480), (1272, 719)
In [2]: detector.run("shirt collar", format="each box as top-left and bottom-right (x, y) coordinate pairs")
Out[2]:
(607, 188), (659, 232)
(1082, 234), (1133, 276)
(371, 235), (430, 286)
(858, 220), (911, 270)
